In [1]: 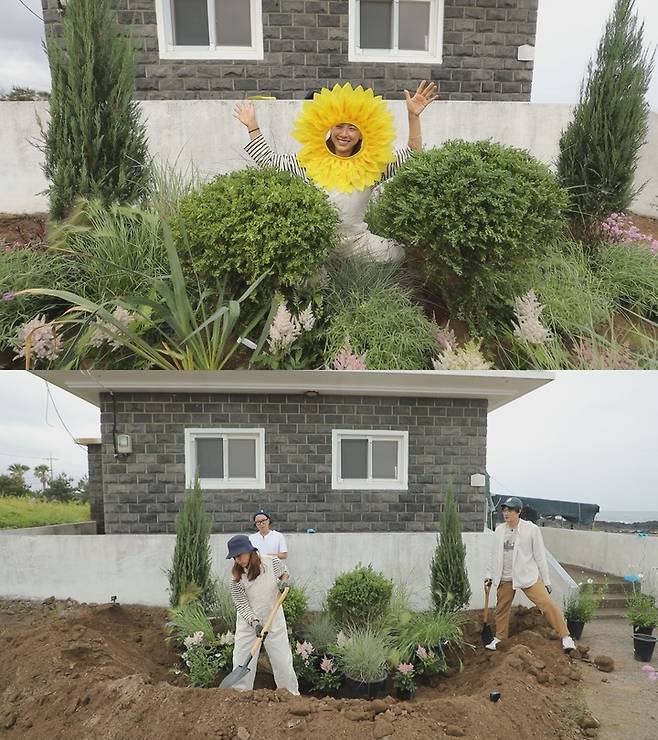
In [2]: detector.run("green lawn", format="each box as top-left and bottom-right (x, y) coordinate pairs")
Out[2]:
(0, 496), (91, 529)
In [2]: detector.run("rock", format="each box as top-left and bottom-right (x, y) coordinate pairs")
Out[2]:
(593, 656), (614, 673)
(3, 713), (17, 729)
(584, 729), (598, 738)
(371, 699), (387, 715)
(236, 727), (250, 740)
(373, 720), (395, 739)
(535, 672), (550, 684)
(42, 596), (56, 606)
(577, 645), (590, 657)
(345, 710), (370, 722)
(579, 716), (600, 730)
(445, 726), (465, 737)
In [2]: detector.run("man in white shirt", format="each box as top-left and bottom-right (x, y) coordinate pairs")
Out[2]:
(485, 497), (576, 652)
(249, 509), (288, 560)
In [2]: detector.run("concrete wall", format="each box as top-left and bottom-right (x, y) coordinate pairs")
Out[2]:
(2, 100), (657, 218)
(40, 0), (538, 102)
(541, 528), (658, 601)
(0, 521), (97, 535)
(99, 391), (487, 534)
(0, 531), (574, 612)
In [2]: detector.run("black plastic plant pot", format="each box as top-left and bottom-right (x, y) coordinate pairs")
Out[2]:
(344, 677), (387, 700)
(395, 687), (414, 701)
(633, 633), (657, 662)
(633, 625), (654, 636)
(567, 619), (585, 640)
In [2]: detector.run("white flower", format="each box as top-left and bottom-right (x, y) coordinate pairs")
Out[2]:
(433, 340), (492, 370)
(336, 631), (348, 647)
(268, 302), (301, 353)
(297, 303), (316, 332)
(295, 640), (314, 661)
(183, 630), (204, 649)
(14, 314), (63, 361)
(512, 289), (552, 344)
(587, 578), (593, 585)
(219, 631), (235, 645)
(89, 306), (136, 349)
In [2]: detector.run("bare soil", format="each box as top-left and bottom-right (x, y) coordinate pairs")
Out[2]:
(0, 213), (47, 247)
(0, 598), (596, 740)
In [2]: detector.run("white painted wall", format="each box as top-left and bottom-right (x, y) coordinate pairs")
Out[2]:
(0, 531), (573, 612)
(2, 100), (656, 219)
(541, 528), (658, 600)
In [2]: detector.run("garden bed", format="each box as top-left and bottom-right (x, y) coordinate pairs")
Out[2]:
(0, 598), (590, 739)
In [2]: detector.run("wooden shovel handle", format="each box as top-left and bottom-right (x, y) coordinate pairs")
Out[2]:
(249, 587), (289, 658)
(483, 581), (491, 623)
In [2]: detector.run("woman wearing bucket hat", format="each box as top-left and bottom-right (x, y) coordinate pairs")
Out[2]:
(484, 496), (576, 653)
(233, 80), (438, 262)
(226, 534), (299, 694)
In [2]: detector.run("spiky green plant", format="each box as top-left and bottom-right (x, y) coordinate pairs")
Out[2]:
(557, 0), (655, 235)
(430, 484), (471, 612)
(41, 0), (150, 219)
(167, 478), (213, 608)
(209, 579), (237, 635)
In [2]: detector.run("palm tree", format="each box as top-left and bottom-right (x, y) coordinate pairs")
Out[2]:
(7, 464), (30, 484)
(34, 464), (50, 493)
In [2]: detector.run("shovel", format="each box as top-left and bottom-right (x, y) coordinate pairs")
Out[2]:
(220, 586), (289, 689)
(481, 581), (494, 646)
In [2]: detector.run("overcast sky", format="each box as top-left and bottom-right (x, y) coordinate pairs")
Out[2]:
(0, 371), (656, 512)
(0, 0), (656, 109)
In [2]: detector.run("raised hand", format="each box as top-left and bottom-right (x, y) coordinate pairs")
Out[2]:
(233, 101), (258, 130)
(404, 80), (439, 116)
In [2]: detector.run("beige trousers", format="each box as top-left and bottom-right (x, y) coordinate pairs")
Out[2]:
(495, 579), (569, 640)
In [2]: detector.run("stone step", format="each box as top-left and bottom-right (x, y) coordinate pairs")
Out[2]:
(591, 609), (628, 621)
(598, 594), (629, 609)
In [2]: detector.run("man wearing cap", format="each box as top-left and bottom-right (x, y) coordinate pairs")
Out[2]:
(249, 509), (288, 560)
(484, 496), (576, 652)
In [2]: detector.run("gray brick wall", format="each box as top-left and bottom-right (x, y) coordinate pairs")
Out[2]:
(98, 392), (487, 534)
(41, 0), (537, 101)
(87, 443), (105, 534)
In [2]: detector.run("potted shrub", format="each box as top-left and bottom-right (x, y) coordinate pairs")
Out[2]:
(413, 645), (447, 686)
(563, 580), (606, 639)
(337, 627), (390, 699)
(311, 655), (342, 697)
(626, 590), (658, 636)
(393, 662), (417, 701)
(326, 564), (393, 628)
(292, 640), (319, 694)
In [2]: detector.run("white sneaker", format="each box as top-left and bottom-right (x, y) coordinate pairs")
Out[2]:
(562, 636), (576, 651)
(485, 637), (501, 651)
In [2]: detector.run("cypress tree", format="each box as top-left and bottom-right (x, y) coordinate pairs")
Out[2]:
(41, 0), (150, 219)
(168, 479), (214, 608)
(557, 0), (654, 237)
(430, 483), (471, 612)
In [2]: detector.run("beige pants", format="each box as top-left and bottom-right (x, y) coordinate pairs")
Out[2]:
(495, 579), (569, 640)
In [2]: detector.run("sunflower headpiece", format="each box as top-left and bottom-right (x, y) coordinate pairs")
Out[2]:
(292, 83), (396, 193)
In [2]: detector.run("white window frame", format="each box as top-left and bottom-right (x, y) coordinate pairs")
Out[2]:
(348, 0), (444, 64)
(332, 429), (408, 491)
(185, 428), (265, 489)
(154, 0), (264, 60)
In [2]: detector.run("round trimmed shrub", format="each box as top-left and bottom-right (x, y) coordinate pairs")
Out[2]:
(282, 584), (308, 631)
(173, 167), (341, 303)
(326, 565), (393, 628)
(369, 140), (569, 328)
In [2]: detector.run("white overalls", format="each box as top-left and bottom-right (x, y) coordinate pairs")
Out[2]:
(230, 556), (299, 694)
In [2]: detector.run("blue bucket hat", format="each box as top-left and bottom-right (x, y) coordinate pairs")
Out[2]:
(226, 534), (257, 560)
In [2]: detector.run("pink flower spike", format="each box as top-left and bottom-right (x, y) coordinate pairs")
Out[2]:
(416, 645), (428, 661)
(397, 662), (415, 675)
(648, 673), (657, 681)
(320, 655), (334, 673)
(641, 665), (655, 672)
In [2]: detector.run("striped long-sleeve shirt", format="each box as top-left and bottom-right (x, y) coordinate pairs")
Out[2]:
(230, 555), (285, 624)
(244, 134), (413, 187)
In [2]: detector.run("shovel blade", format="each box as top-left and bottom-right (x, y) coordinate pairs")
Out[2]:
(220, 664), (251, 689)
(481, 623), (494, 646)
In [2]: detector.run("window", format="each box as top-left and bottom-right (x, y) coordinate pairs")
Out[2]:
(348, 0), (444, 64)
(154, 0), (264, 60)
(332, 430), (408, 490)
(185, 429), (265, 489)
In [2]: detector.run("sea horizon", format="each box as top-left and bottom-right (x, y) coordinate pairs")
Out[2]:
(596, 510), (658, 524)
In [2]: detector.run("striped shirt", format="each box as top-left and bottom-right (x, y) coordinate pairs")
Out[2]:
(244, 134), (413, 187)
(230, 555), (285, 624)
